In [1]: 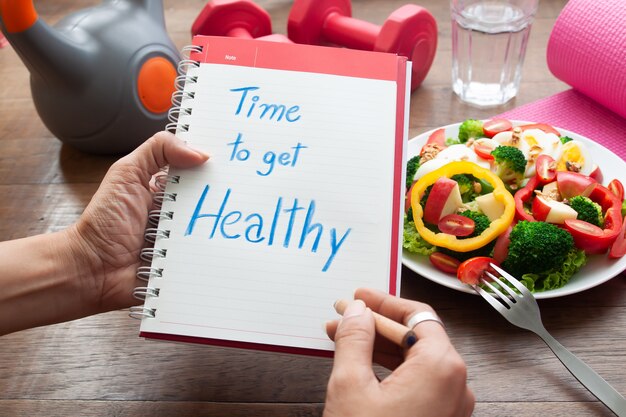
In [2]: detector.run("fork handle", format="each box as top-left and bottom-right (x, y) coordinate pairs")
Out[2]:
(535, 329), (626, 416)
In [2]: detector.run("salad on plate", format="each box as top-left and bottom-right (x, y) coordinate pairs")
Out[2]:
(403, 118), (626, 295)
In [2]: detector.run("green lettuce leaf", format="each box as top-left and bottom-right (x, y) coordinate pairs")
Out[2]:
(520, 248), (587, 292)
(403, 217), (436, 256)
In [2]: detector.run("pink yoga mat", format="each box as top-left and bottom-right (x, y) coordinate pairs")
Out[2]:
(498, 0), (626, 161)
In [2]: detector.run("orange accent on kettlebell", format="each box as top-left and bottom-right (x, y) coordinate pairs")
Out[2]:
(0, 0), (38, 33)
(137, 56), (177, 114)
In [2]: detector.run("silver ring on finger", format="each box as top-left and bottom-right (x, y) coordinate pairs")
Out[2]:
(407, 311), (445, 329)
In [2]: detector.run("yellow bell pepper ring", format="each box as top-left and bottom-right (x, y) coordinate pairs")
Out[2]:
(410, 161), (515, 252)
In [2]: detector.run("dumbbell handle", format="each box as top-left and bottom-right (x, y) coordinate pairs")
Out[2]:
(323, 13), (380, 50)
(227, 27), (255, 39)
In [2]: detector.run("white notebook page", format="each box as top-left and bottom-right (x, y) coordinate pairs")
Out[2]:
(140, 53), (403, 352)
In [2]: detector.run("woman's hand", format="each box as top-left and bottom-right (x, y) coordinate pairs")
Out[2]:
(0, 132), (208, 335)
(70, 131), (209, 315)
(323, 288), (474, 417)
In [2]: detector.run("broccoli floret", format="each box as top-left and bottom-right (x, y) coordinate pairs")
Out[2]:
(560, 136), (574, 144)
(451, 174), (478, 202)
(458, 210), (490, 237)
(445, 136), (462, 146)
(458, 119), (484, 143)
(569, 196), (604, 227)
(450, 174), (492, 203)
(503, 221), (574, 277)
(490, 145), (527, 189)
(403, 216), (436, 255)
(406, 155), (421, 189)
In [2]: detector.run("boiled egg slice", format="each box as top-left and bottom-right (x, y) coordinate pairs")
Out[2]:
(520, 129), (563, 176)
(556, 140), (592, 175)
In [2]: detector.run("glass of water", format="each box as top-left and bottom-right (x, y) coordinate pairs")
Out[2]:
(451, 0), (538, 107)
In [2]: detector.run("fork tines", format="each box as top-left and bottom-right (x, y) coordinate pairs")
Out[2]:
(488, 264), (533, 296)
(473, 263), (532, 310)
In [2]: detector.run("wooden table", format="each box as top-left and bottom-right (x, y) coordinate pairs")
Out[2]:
(1, 1), (624, 416)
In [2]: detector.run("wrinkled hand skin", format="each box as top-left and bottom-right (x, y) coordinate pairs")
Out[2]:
(0, 132), (209, 336)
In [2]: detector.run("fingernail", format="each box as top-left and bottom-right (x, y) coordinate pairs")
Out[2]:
(182, 140), (210, 159)
(192, 148), (211, 160)
(342, 299), (366, 318)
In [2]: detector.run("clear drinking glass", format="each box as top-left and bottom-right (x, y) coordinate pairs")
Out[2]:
(451, 0), (539, 107)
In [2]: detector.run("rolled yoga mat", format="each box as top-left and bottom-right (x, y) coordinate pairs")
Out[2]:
(497, 0), (626, 161)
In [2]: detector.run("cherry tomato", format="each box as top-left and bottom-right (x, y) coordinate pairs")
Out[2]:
(535, 154), (557, 184)
(473, 138), (497, 160)
(420, 128), (446, 155)
(609, 214), (626, 259)
(519, 123), (561, 136)
(563, 219), (616, 255)
(608, 179), (625, 201)
(493, 223), (514, 264)
(483, 119), (513, 138)
(429, 252), (461, 275)
(556, 171), (597, 199)
(589, 164), (603, 183)
(457, 257), (499, 285)
(438, 214), (475, 236)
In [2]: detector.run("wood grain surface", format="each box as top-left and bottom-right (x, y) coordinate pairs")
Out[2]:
(1, 0), (624, 416)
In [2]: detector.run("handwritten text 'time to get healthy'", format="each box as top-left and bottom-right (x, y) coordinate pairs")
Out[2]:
(184, 86), (352, 272)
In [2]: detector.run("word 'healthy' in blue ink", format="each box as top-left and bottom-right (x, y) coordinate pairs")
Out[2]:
(185, 185), (351, 272)
(230, 86), (301, 123)
(227, 133), (308, 177)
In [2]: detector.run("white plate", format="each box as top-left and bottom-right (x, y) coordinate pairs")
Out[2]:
(402, 120), (626, 298)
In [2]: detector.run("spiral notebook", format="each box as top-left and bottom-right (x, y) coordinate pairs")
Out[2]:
(131, 36), (410, 356)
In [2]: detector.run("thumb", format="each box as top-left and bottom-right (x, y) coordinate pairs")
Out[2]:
(331, 300), (376, 380)
(126, 131), (209, 177)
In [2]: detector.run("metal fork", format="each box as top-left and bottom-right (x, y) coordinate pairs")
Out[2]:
(473, 263), (626, 417)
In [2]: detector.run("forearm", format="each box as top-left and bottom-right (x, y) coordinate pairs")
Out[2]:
(0, 228), (92, 335)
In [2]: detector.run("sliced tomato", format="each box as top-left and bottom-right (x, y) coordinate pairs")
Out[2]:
(427, 128), (446, 145)
(493, 223), (514, 264)
(429, 252), (461, 275)
(609, 214), (626, 258)
(589, 164), (603, 183)
(535, 154), (557, 184)
(608, 179), (625, 201)
(420, 128), (446, 155)
(457, 257), (498, 285)
(563, 219), (615, 254)
(519, 123), (560, 136)
(483, 118), (513, 138)
(473, 138), (497, 160)
(438, 214), (475, 237)
(556, 171), (597, 199)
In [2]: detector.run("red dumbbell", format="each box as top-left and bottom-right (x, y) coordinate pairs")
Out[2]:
(192, 0), (292, 43)
(287, 0), (437, 90)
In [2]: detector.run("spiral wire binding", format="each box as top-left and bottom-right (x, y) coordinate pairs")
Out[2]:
(136, 266), (163, 281)
(133, 286), (160, 300)
(148, 209), (173, 226)
(165, 46), (200, 135)
(131, 42), (203, 320)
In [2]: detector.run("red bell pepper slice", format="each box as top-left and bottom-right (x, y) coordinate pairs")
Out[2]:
(514, 175), (540, 221)
(564, 183), (623, 254)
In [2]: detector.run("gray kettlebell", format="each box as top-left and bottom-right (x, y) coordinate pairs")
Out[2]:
(0, 0), (180, 154)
